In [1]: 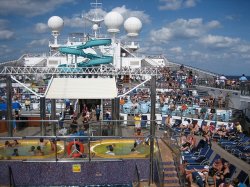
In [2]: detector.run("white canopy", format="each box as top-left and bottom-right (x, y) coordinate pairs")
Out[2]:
(45, 78), (117, 99)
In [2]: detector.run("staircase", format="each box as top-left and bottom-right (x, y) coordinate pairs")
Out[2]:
(141, 59), (154, 67)
(162, 161), (181, 187)
(157, 140), (181, 187)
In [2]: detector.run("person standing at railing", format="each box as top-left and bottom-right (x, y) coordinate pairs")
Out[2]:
(24, 98), (31, 111)
(134, 114), (141, 131)
(95, 105), (101, 121)
(239, 74), (248, 95)
(219, 75), (227, 89)
(218, 91), (224, 109)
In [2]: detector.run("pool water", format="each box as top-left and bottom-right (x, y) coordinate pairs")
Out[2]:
(93, 142), (150, 156)
(0, 140), (64, 159)
(0, 144), (60, 157)
(91, 139), (156, 158)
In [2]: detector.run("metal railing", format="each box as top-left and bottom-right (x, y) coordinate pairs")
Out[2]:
(162, 126), (185, 187)
(196, 79), (250, 97)
(155, 138), (164, 187)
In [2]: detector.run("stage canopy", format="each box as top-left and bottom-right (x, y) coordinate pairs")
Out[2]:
(45, 78), (117, 99)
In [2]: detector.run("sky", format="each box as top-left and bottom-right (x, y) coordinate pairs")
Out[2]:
(0, 0), (250, 76)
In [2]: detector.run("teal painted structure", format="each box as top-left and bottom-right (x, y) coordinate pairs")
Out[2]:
(58, 39), (113, 67)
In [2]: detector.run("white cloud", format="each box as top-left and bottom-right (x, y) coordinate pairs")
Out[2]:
(150, 18), (219, 42)
(170, 47), (182, 53)
(199, 34), (240, 48)
(206, 20), (221, 29)
(112, 5), (151, 24)
(64, 16), (86, 28)
(190, 50), (201, 56)
(0, 19), (9, 29)
(241, 54), (250, 59)
(0, 30), (14, 40)
(0, 45), (12, 55)
(35, 23), (48, 33)
(28, 39), (49, 46)
(159, 0), (199, 10)
(185, 0), (198, 7)
(150, 27), (172, 43)
(138, 46), (164, 54)
(0, 19), (14, 40)
(0, 0), (75, 17)
(233, 44), (250, 53)
(64, 5), (151, 29)
(225, 15), (240, 21)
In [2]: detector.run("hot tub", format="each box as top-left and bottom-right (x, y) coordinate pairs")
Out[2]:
(0, 140), (64, 160)
(90, 139), (157, 159)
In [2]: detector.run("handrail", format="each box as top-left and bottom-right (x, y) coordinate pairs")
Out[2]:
(162, 126), (185, 186)
(0, 54), (26, 66)
(164, 57), (218, 77)
(155, 138), (164, 187)
(8, 166), (16, 187)
(133, 164), (140, 187)
(195, 79), (250, 97)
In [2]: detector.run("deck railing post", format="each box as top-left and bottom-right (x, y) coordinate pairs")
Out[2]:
(6, 75), (13, 137)
(51, 99), (56, 136)
(149, 75), (156, 185)
(40, 96), (46, 136)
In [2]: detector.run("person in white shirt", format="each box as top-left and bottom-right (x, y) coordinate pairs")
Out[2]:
(239, 74), (248, 95)
(219, 75), (227, 88)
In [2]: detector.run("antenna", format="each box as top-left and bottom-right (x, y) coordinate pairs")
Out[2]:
(81, 0), (104, 38)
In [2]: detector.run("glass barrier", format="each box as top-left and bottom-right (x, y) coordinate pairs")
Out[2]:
(0, 135), (158, 161)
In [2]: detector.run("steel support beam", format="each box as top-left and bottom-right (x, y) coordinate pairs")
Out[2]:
(6, 76), (13, 137)
(114, 97), (120, 136)
(149, 75), (156, 185)
(40, 97), (46, 136)
(51, 99), (56, 136)
(0, 66), (162, 76)
(111, 99), (115, 136)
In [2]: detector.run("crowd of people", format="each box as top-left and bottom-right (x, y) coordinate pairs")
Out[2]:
(169, 115), (247, 186)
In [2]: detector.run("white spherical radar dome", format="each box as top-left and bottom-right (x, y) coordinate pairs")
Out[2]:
(48, 16), (64, 32)
(104, 12), (124, 33)
(92, 24), (99, 31)
(124, 17), (142, 37)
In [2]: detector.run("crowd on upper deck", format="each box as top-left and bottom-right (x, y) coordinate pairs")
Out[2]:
(169, 115), (249, 187)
